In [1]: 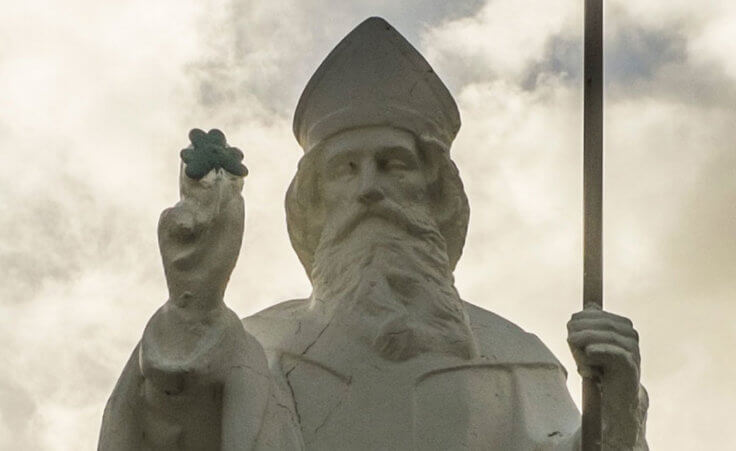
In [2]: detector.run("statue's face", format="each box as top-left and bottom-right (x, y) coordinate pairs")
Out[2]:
(309, 128), (476, 361)
(319, 127), (429, 221)
(287, 124), (469, 276)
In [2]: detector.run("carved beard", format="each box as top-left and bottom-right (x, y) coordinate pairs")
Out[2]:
(310, 198), (477, 362)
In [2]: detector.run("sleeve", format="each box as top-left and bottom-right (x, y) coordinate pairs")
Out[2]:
(98, 311), (305, 451)
(511, 365), (581, 450)
(98, 345), (144, 451)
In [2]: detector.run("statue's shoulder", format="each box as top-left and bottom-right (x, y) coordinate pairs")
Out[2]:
(241, 298), (313, 352)
(463, 301), (564, 369)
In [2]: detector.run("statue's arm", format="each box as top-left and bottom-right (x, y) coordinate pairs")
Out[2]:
(98, 346), (144, 451)
(99, 309), (301, 451)
(99, 130), (303, 450)
(511, 364), (647, 450)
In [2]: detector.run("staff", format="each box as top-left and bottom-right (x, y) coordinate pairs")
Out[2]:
(582, 0), (604, 450)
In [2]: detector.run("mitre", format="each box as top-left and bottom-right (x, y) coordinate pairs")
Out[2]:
(293, 17), (461, 153)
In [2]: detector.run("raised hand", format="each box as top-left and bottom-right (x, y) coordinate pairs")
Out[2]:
(158, 128), (248, 308)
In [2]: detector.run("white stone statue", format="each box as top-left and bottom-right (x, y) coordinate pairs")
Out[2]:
(99, 17), (648, 451)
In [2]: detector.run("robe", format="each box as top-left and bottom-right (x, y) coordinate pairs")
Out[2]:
(100, 299), (582, 450)
(243, 299), (582, 450)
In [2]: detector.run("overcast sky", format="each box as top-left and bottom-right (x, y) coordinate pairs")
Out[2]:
(1, 0), (734, 449)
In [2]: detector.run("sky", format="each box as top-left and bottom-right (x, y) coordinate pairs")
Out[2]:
(0, 0), (734, 449)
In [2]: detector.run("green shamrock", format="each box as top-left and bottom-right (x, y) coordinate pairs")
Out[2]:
(180, 128), (249, 180)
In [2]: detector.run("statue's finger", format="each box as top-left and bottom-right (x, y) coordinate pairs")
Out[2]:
(585, 343), (640, 383)
(567, 330), (640, 361)
(571, 346), (602, 380)
(567, 318), (639, 340)
(221, 170), (245, 194)
(600, 310), (634, 327)
(570, 309), (634, 327)
(568, 329), (638, 350)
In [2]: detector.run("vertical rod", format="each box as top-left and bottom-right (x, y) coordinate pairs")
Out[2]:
(582, 0), (604, 450)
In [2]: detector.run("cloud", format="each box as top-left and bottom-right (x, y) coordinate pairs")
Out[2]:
(0, 0), (734, 449)
(0, 379), (37, 449)
(423, 0), (579, 88)
(0, 1), (205, 448)
(187, 0), (487, 120)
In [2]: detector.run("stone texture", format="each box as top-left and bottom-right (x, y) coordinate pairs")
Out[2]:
(99, 17), (647, 451)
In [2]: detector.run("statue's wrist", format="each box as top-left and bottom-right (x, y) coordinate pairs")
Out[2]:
(169, 290), (225, 311)
(601, 383), (648, 450)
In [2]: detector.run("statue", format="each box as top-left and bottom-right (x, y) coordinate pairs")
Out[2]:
(99, 17), (648, 450)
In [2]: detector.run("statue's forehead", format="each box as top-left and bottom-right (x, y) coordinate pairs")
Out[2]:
(319, 127), (417, 157)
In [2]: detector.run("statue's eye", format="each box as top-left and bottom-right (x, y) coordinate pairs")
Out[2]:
(331, 160), (357, 178)
(384, 158), (410, 171)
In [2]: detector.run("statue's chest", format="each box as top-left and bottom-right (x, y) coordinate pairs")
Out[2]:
(280, 352), (518, 450)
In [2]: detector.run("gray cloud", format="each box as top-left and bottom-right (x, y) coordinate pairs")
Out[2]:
(607, 22), (686, 83)
(1, 1), (734, 449)
(519, 21), (689, 91)
(0, 380), (37, 448)
(188, 0), (487, 120)
(521, 34), (581, 90)
(604, 10), (736, 107)
(426, 3), (736, 113)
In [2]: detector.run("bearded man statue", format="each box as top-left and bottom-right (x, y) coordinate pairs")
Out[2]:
(99, 17), (648, 451)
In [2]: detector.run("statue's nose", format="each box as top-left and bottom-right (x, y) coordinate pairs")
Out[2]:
(358, 188), (384, 205)
(357, 164), (385, 205)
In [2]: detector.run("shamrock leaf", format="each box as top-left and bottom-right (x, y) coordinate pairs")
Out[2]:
(180, 128), (249, 180)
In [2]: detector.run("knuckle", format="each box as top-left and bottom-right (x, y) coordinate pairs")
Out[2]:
(571, 310), (589, 320)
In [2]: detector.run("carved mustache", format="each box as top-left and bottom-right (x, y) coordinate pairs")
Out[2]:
(325, 199), (437, 245)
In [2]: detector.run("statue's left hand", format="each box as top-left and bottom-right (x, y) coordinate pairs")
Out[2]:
(567, 306), (648, 449)
(567, 306), (640, 385)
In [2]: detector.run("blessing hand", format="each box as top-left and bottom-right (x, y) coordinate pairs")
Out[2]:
(158, 129), (248, 307)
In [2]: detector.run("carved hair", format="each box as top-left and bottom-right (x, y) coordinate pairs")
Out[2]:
(285, 132), (469, 280)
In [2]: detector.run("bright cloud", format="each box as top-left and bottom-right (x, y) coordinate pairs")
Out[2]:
(0, 1), (734, 449)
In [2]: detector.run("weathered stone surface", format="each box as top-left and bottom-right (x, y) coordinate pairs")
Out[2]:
(99, 17), (647, 450)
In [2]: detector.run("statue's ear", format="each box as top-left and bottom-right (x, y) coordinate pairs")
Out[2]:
(420, 139), (469, 271)
(285, 151), (324, 280)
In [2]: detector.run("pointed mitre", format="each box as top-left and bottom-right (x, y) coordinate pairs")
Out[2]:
(293, 17), (460, 153)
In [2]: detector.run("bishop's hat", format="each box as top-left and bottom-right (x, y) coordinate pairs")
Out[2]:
(293, 17), (461, 153)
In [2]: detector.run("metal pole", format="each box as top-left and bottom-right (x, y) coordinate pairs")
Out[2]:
(582, 0), (604, 450)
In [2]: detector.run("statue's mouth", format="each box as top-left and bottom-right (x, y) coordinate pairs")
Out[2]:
(330, 202), (407, 241)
